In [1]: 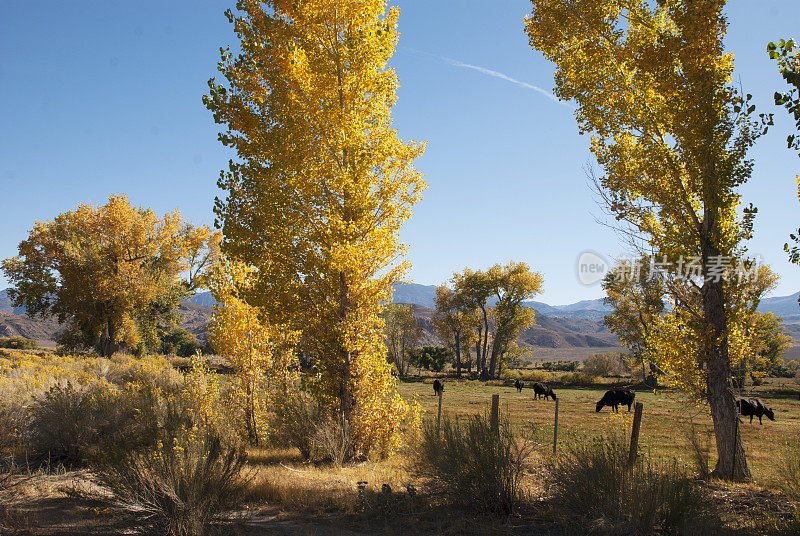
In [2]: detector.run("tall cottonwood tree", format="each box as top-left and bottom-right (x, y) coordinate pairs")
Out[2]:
(443, 263), (542, 379)
(527, 0), (770, 480)
(204, 0), (425, 455)
(486, 262), (543, 379)
(2, 194), (220, 356)
(453, 269), (494, 375)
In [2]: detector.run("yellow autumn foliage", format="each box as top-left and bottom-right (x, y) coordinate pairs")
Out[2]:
(208, 259), (300, 445)
(205, 0), (425, 456)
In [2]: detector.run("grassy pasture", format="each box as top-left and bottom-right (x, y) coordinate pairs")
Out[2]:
(398, 379), (800, 489)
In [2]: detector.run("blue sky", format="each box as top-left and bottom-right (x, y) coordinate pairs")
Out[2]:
(1, 1), (798, 305)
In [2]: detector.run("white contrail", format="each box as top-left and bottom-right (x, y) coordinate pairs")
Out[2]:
(403, 47), (566, 106)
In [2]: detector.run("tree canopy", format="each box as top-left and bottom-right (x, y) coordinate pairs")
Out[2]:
(1, 194), (220, 356)
(526, 0), (771, 480)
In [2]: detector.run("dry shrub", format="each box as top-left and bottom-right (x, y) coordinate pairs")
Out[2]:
(273, 392), (354, 464)
(417, 413), (532, 514)
(98, 426), (249, 536)
(313, 414), (353, 467)
(24, 382), (162, 468)
(548, 434), (711, 535)
(273, 391), (323, 460)
(25, 382), (101, 467)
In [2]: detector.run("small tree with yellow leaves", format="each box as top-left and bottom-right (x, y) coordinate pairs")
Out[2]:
(208, 259), (299, 445)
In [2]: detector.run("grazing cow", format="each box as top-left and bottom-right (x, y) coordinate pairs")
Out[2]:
(736, 398), (775, 425)
(433, 379), (444, 396)
(515, 379), (524, 393)
(532, 382), (557, 401)
(595, 388), (635, 413)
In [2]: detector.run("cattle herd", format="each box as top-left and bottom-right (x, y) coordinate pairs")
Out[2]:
(431, 379), (776, 425)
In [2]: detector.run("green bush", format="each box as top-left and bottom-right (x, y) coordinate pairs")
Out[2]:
(417, 413), (532, 514)
(161, 328), (199, 357)
(0, 336), (37, 350)
(541, 360), (579, 372)
(409, 346), (452, 372)
(97, 427), (249, 536)
(773, 359), (799, 379)
(548, 434), (710, 534)
(555, 372), (600, 384)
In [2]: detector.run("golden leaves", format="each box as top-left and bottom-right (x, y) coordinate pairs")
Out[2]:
(206, 0), (425, 455)
(2, 194), (220, 355)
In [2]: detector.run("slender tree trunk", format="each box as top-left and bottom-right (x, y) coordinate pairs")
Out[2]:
(704, 261), (750, 481)
(340, 350), (352, 420)
(480, 305), (489, 372)
(455, 330), (462, 378)
(476, 325), (482, 370)
(338, 271), (353, 424)
(642, 355), (647, 383)
(475, 337), (481, 375)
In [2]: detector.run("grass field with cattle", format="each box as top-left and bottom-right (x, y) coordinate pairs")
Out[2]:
(398, 378), (800, 489)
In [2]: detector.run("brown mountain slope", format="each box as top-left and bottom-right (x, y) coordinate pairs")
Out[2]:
(0, 301), (618, 351)
(0, 301), (212, 347)
(399, 303), (619, 349)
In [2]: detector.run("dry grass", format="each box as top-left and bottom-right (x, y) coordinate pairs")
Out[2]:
(244, 451), (417, 514)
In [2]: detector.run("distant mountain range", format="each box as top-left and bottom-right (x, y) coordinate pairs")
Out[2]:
(2, 285), (799, 354)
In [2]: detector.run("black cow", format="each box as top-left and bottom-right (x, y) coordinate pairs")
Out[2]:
(433, 379), (444, 396)
(514, 379), (524, 393)
(736, 397), (775, 425)
(595, 388), (635, 413)
(533, 382), (556, 401)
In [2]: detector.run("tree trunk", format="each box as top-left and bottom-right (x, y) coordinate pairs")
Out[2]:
(455, 330), (462, 378)
(704, 273), (751, 481)
(480, 305), (489, 372)
(475, 338), (482, 376)
(98, 320), (118, 357)
(642, 355), (647, 383)
(488, 333), (503, 379)
(338, 271), (353, 424)
(340, 349), (352, 422)
(475, 326), (483, 372)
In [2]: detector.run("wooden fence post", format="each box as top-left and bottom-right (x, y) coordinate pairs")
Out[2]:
(553, 397), (560, 455)
(490, 394), (499, 434)
(629, 402), (643, 466)
(436, 390), (443, 435)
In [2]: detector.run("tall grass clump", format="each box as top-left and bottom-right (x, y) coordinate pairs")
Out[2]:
(417, 413), (532, 514)
(779, 433), (800, 498)
(548, 434), (709, 535)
